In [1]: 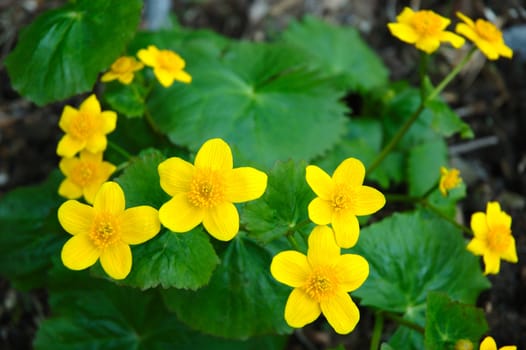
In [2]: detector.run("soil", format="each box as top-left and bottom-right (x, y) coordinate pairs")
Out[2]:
(0, 1), (525, 349)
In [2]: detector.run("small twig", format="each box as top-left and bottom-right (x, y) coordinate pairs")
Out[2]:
(449, 136), (499, 155)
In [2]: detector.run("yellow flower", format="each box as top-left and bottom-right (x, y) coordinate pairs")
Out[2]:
(158, 138), (267, 241)
(467, 202), (518, 275)
(59, 181), (161, 280)
(306, 158), (385, 248)
(270, 225), (369, 334)
(455, 339), (474, 350)
(455, 12), (513, 60)
(100, 56), (144, 84)
(479, 336), (516, 350)
(387, 7), (465, 53)
(56, 94), (117, 157)
(439, 166), (462, 196)
(58, 151), (116, 204)
(137, 45), (192, 87)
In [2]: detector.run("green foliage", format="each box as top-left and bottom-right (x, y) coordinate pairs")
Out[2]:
(5, 0), (142, 105)
(408, 139), (447, 196)
(103, 80), (147, 118)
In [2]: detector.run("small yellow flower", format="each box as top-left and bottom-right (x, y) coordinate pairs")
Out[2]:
(58, 151), (116, 204)
(59, 181), (161, 280)
(456, 12), (513, 60)
(455, 339), (474, 350)
(270, 225), (369, 334)
(100, 56), (144, 85)
(467, 202), (518, 275)
(306, 158), (385, 248)
(56, 94), (117, 158)
(479, 336), (516, 350)
(158, 138), (267, 241)
(137, 45), (192, 87)
(387, 7), (465, 53)
(439, 166), (462, 196)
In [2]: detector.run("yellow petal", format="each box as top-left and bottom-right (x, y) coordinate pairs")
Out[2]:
(58, 155), (77, 175)
(202, 202), (239, 241)
(332, 212), (360, 248)
(476, 39), (500, 60)
(470, 212), (489, 239)
(118, 73), (134, 85)
(396, 7), (415, 24)
(99, 241), (132, 280)
(194, 138), (233, 171)
(100, 111), (117, 133)
(80, 94), (101, 116)
(159, 194), (204, 232)
(284, 288), (321, 328)
(158, 157), (195, 196)
(486, 202), (511, 231)
(173, 70), (192, 84)
(333, 158), (365, 187)
(58, 179), (83, 200)
(93, 182), (125, 215)
(270, 251), (310, 287)
(415, 37), (441, 54)
(58, 105), (79, 132)
(305, 165), (333, 199)
(501, 236), (518, 263)
(100, 71), (117, 82)
(483, 252), (501, 275)
(83, 182), (102, 204)
(308, 198), (332, 225)
(58, 200), (94, 235)
(353, 186), (386, 216)
(61, 234), (100, 270)
(57, 134), (85, 157)
(119, 206), (161, 245)
(387, 23), (418, 44)
(224, 167), (268, 203)
(466, 238), (487, 256)
(480, 336), (497, 350)
(307, 225), (340, 266)
(441, 31), (465, 48)
(500, 346), (517, 350)
(498, 43), (513, 58)
(336, 254), (369, 292)
(154, 68), (175, 87)
(455, 23), (479, 44)
(85, 133), (108, 154)
(456, 12), (475, 27)
(320, 292), (360, 334)
(137, 45), (159, 67)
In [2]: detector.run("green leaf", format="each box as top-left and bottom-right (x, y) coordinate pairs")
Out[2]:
(281, 16), (388, 91)
(407, 139), (447, 196)
(5, 0), (142, 105)
(242, 160), (314, 243)
(103, 80), (146, 118)
(147, 41), (349, 168)
(0, 171), (66, 290)
(162, 235), (292, 339)
(424, 292), (488, 350)
(424, 100), (473, 139)
(381, 343), (396, 350)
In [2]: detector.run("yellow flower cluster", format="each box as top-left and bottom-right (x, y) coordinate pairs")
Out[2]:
(479, 336), (516, 350)
(388, 7), (513, 60)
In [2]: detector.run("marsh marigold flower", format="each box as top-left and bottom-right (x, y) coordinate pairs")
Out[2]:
(306, 158), (385, 248)
(270, 225), (369, 334)
(387, 7), (465, 54)
(456, 12), (513, 60)
(56, 94), (117, 157)
(101, 56), (144, 84)
(58, 151), (116, 204)
(467, 202), (518, 275)
(158, 138), (267, 241)
(137, 45), (191, 87)
(59, 181), (160, 280)
(439, 166), (462, 196)
(479, 336), (516, 350)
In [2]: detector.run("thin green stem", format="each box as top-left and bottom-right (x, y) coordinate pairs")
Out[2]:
(370, 311), (384, 350)
(383, 312), (425, 334)
(421, 200), (472, 235)
(418, 52), (429, 99)
(108, 140), (132, 160)
(286, 234), (300, 251)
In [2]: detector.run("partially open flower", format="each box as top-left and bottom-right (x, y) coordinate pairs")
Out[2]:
(439, 166), (462, 196)
(101, 56), (144, 85)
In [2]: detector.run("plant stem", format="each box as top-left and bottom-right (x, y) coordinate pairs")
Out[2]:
(108, 140), (132, 160)
(421, 200), (473, 235)
(383, 311), (425, 334)
(370, 311), (384, 350)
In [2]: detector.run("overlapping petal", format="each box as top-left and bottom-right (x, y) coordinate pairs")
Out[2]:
(194, 138), (233, 170)
(202, 202), (239, 241)
(335, 254), (369, 292)
(332, 212), (360, 249)
(387, 23), (418, 43)
(270, 251), (310, 287)
(284, 288), (321, 328)
(466, 238), (486, 256)
(119, 206), (161, 244)
(155, 69), (176, 87)
(100, 241), (132, 280)
(307, 198), (332, 225)
(470, 212), (489, 238)
(501, 236), (518, 263)
(57, 134), (85, 157)
(486, 202), (511, 230)
(61, 234), (100, 270)
(58, 179), (83, 200)
(159, 194), (204, 232)
(137, 46), (158, 66)
(224, 167), (267, 202)
(93, 182), (125, 214)
(158, 157), (195, 196)
(483, 252), (501, 275)
(307, 225), (340, 266)
(58, 200), (94, 235)
(320, 292), (360, 335)
(85, 133), (108, 154)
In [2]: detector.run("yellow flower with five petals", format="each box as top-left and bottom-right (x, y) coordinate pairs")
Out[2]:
(439, 166), (462, 196)
(306, 158), (385, 248)
(479, 336), (516, 350)
(158, 138), (267, 241)
(101, 56), (144, 85)
(387, 7), (465, 54)
(56, 94), (117, 157)
(137, 45), (192, 87)
(270, 225), (369, 334)
(467, 202), (518, 275)
(59, 181), (161, 280)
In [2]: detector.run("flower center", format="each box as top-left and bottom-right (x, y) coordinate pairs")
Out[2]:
(187, 169), (225, 208)
(331, 184), (354, 212)
(157, 51), (183, 71)
(71, 160), (96, 187)
(89, 213), (120, 249)
(70, 112), (95, 140)
(475, 19), (502, 42)
(443, 170), (461, 190)
(411, 11), (443, 37)
(304, 266), (338, 302)
(487, 225), (511, 253)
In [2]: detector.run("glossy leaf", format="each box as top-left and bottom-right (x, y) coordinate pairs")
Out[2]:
(407, 139), (447, 196)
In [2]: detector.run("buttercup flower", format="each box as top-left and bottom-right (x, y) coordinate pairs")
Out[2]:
(56, 94), (117, 157)
(479, 336), (516, 350)
(58, 151), (116, 204)
(456, 12), (513, 60)
(306, 158), (385, 248)
(100, 56), (144, 84)
(158, 138), (267, 241)
(439, 166), (462, 196)
(270, 225), (369, 334)
(387, 7), (465, 53)
(467, 202), (518, 275)
(137, 45), (192, 87)
(59, 181), (160, 279)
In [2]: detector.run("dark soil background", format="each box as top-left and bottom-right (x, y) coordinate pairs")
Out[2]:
(0, 0), (525, 349)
